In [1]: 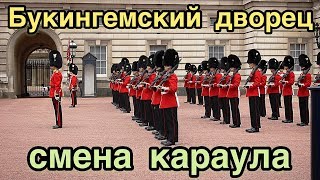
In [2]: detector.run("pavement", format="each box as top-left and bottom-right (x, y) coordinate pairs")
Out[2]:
(0, 96), (310, 180)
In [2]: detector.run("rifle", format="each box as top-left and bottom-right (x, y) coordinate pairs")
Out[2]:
(267, 61), (283, 85)
(244, 61), (262, 87)
(226, 68), (240, 85)
(139, 67), (157, 85)
(218, 69), (231, 86)
(314, 73), (320, 84)
(150, 71), (165, 87)
(280, 65), (294, 83)
(295, 67), (311, 86)
(157, 58), (182, 87)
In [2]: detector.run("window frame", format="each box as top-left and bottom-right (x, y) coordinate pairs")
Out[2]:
(208, 45), (225, 60)
(89, 45), (108, 77)
(289, 43), (306, 72)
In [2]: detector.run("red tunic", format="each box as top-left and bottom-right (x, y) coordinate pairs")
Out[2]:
(160, 74), (178, 109)
(297, 73), (311, 97)
(119, 76), (130, 93)
(259, 74), (267, 95)
(209, 73), (222, 97)
(226, 73), (241, 98)
(246, 70), (262, 97)
(218, 75), (230, 98)
(141, 73), (156, 100)
(69, 75), (78, 90)
(184, 72), (192, 88)
(201, 77), (210, 96)
(267, 74), (281, 94)
(129, 77), (138, 97)
(196, 75), (204, 89)
(188, 74), (196, 89)
(282, 72), (295, 96)
(49, 71), (62, 98)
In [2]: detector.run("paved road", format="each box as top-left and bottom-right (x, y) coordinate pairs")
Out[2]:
(0, 96), (310, 179)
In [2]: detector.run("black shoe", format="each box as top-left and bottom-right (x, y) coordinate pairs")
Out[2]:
(155, 135), (166, 140)
(220, 121), (226, 124)
(201, 116), (209, 119)
(131, 116), (136, 118)
(184, 101), (189, 103)
(52, 125), (61, 129)
(246, 128), (259, 133)
(270, 117), (278, 120)
(229, 124), (240, 128)
(161, 140), (175, 146)
(152, 131), (159, 135)
(297, 122), (308, 126)
(210, 118), (220, 121)
(132, 117), (140, 120)
(279, 106), (283, 108)
(282, 120), (293, 123)
(136, 120), (142, 123)
(139, 123), (148, 127)
(145, 126), (155, 131)
(69, 105), (75, 108)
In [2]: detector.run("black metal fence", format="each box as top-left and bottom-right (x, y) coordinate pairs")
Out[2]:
(25, 59), (51, 97)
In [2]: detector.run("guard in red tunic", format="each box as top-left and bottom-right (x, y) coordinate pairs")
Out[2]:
(141, 55), (157, 130)
(278, 62), (284, 108)
(159, 49), (179, 146)
(226, 54), (241, 128)
(267, 58), (281, 120)
(208, 58), (221, 121)
(184, 63), (192, 103)
(281, 56), (295, 123)
(244, 49), (262, 133)
(69, 63), (78, 108)
(110, 64), (117, 106)
(258, 60), (267, 117)
(296, 54), (312, 126)
(217, 57), (230, 124)
(135, 55), (148, 124)
(196, 64), (204, 105)
(119, 63), (131, 113)
(200, 60), (211, 118)
(49, 50), (63, 129)
(188, 65), (197, 104)
(314, 52), (320, 86)
(151, 50), (166, 140)
(128, 61), (139, 120)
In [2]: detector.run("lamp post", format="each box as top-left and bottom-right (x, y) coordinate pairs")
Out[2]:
(311, 22), (320, 180)
(69, 40), (77, 64)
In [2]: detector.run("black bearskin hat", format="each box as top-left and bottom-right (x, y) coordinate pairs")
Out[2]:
(198, 64), (203, 72)
(123, 63), (131, 75)
(49, 50), (62, 69)
(279, 61), (284, 69)
(228, 54), (241, 69)
(268, 58), (279, 70)
(69, 63), (78, 75)
(317, 52), (320, 65)
(201, 61), (208, 71)
(138, 55), (148, 69)
(153, 50), (165, 68)
(147, 54), (155, 68)
(111, 64), (117, 72)
(121, 58), (129, 66)
(185, 63), (191, 71)
(208, 57), (219, 68)
(283, 55), (294, 68)
(247, 49), (261, 65)
(163, 49), (179, 67)
(114, 63), (120, 72)
(258, 60), (267, 69)
(132, 61), (138, 72)
(298, 54), (312, 69)
(220, 57), (229, 70)
(191, 65), (197, 73)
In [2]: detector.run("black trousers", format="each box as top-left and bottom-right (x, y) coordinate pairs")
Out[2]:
(299, 97), (309, 124)
(132, 96), (138, 117)
(197, 88), (203, 105)
(284, 95), (293, 121)
(229, 98), (241, 126)
(204, 96), (211, 117)
(136, 98), (142, 119)
(219, 97), (230, 123)
(186, 87), (190, 102)
(114, 91), (119, 106)
(141, 100), (152, 124)
(163, 107), (178, 143)
(112, 90), (115, 103)
(269, 93), (280, 118)
(120, 93), (131, 112)
(153, 105), (163, 134)
(189, 88), (196, 104)
(139, 99), (145, 122)
(52, 98), (62, 127)
(211, 96), (221, 120)
(249, 96), (260, 129)
(259, 94), (266, 117)
(71, 90), (77, 107)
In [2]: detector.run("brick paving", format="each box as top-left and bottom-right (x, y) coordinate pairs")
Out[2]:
(0, 96), (310, 179)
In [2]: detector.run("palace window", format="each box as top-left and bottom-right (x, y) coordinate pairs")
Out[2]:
(208, 45), (224, 59)
(290, 44), (306, 71)
(149, 45), (167, 55)
(90, 46), (107, 75)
